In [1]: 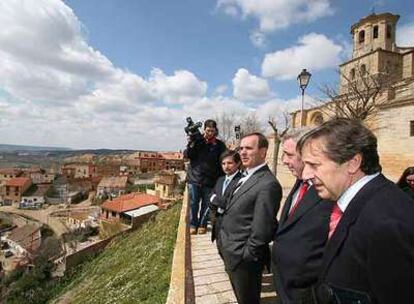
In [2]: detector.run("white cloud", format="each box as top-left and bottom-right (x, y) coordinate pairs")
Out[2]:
(0, 0), (306, 150)
(233, 68), (273, 101)
(250, 30), (267, 48)
(397, 22), (414, 47)
(0, 0), (213, 150)
(217, 0), (334, 32)
(213, 85), (228, 96)
(262, 33), (343, 80)
(148, 68), (207, 104)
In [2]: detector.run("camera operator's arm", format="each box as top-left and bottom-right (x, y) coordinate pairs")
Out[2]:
(183, 135), (204, 160)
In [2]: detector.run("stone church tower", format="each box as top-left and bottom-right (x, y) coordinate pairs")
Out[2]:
(288, 12), (414, 182)
(339, 13), (403, 94)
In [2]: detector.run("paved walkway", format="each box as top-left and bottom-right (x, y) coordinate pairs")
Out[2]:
(191, 230), (277, 304)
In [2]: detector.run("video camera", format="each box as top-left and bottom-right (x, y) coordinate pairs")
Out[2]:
(184, 117), (203, 142)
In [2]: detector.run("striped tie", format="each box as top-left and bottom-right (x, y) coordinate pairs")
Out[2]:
(222, 178), (230, 195)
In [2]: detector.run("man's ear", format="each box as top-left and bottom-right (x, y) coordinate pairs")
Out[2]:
(348, 153), (362, 174)
(259, 148), (267, 159)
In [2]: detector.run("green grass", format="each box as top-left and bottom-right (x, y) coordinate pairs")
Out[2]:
(50, 202), (181, 304)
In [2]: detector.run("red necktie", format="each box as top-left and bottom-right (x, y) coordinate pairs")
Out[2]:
(289, 182), (309, 217)
(328, 203), (343, 239)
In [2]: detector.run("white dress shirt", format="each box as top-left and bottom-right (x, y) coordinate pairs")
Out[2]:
(337, 172), (380, 213)
(222, 170), (239, 194)
(233, 162), (267, 193)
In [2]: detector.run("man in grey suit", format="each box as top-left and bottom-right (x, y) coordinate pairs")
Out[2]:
(218, 132), (282, 304)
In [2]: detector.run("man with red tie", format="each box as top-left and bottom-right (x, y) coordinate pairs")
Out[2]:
(299, 118), (414, 304)
(272, 128), (332, 304)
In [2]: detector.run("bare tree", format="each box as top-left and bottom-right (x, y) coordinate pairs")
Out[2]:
(241, 112), (264, 134)
(268, 113), (290, 176)
(214, 111), (237, 143)
(317, 63), (398, 122)
(214, 111), (263, 146)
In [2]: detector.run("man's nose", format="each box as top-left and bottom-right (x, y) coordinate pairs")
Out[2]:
(301, 165), (314, 180)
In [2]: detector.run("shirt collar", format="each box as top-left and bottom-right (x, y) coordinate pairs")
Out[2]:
(245, 162), (267, 178)
(226, 170), (239, 181)
(337, 172), (380, 212)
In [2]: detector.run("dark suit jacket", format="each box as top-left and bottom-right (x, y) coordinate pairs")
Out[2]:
(317, 174), (414, 304)
(272, 180), (332, 303)
(210, 172), (242, 243)
(218, 165), (282, 271)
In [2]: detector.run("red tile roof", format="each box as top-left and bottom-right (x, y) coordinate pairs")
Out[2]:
(6, 177), (32, 187)
(158, 152), (183, 160)
(101, 193), (160, 213)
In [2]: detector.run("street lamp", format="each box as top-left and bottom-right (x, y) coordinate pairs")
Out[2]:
(297, 69), (312, 126)
(234, 125), (241, 140)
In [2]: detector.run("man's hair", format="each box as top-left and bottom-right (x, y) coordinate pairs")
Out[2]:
(241, 132), (269, 149)
(220, 150), (241, 163)
(297, 118), (381, 175)
(204, 119), (217, 130)
(282, 127), (311, 144)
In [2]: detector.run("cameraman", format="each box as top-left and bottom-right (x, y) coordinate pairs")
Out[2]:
(184, 119), (226, 235)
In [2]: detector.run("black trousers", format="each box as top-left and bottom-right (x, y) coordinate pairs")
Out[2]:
(227, 260), (264, 304)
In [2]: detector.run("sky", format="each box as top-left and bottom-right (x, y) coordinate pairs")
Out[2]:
(0, 0), (413, 150)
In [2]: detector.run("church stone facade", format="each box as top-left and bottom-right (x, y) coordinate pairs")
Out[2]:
(290, 12), (414, 181)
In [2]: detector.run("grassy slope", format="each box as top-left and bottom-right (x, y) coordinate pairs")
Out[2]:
(52, 202), (181, 304)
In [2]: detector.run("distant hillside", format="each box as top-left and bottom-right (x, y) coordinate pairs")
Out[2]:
(0, 144), (71, 152)
(51, 203), (181, 304)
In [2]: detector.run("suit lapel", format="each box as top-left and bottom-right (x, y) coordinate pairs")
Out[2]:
(217, 176), (225, 195)
(223, 172), (242, 196)
(280, 180), (301, 226)
(225, 166), (268, 212)
(320, 174), (387, 278)
(278, 185), (321, 233)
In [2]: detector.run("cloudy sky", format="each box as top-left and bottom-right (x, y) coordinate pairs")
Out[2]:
(0, 0), (413, 150)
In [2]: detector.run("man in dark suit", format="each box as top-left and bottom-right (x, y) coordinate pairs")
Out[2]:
(218, 133), (282, 304)
(298, 118), (414, 304)
(272, 128), (332, 304)
(209, 150), (242, 245)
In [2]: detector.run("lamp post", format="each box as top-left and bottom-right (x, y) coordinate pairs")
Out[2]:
(234, 125), (241, 140)
(297, 69), (312, 127)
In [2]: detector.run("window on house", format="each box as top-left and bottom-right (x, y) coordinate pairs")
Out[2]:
(360, 64), (367, 76)
(410, 121), (414, 136)
(312, 113), (324, 126)
(359, 30), (365, 43)
(373, 26), (379, 39)
(350, 68), (355, 80)
(386, 24), (392, 39)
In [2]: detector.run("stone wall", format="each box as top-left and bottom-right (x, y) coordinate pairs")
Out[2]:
(377, 101), (414, 181)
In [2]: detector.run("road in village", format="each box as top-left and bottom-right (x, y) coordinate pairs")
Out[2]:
(0, 197), (95, 237)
